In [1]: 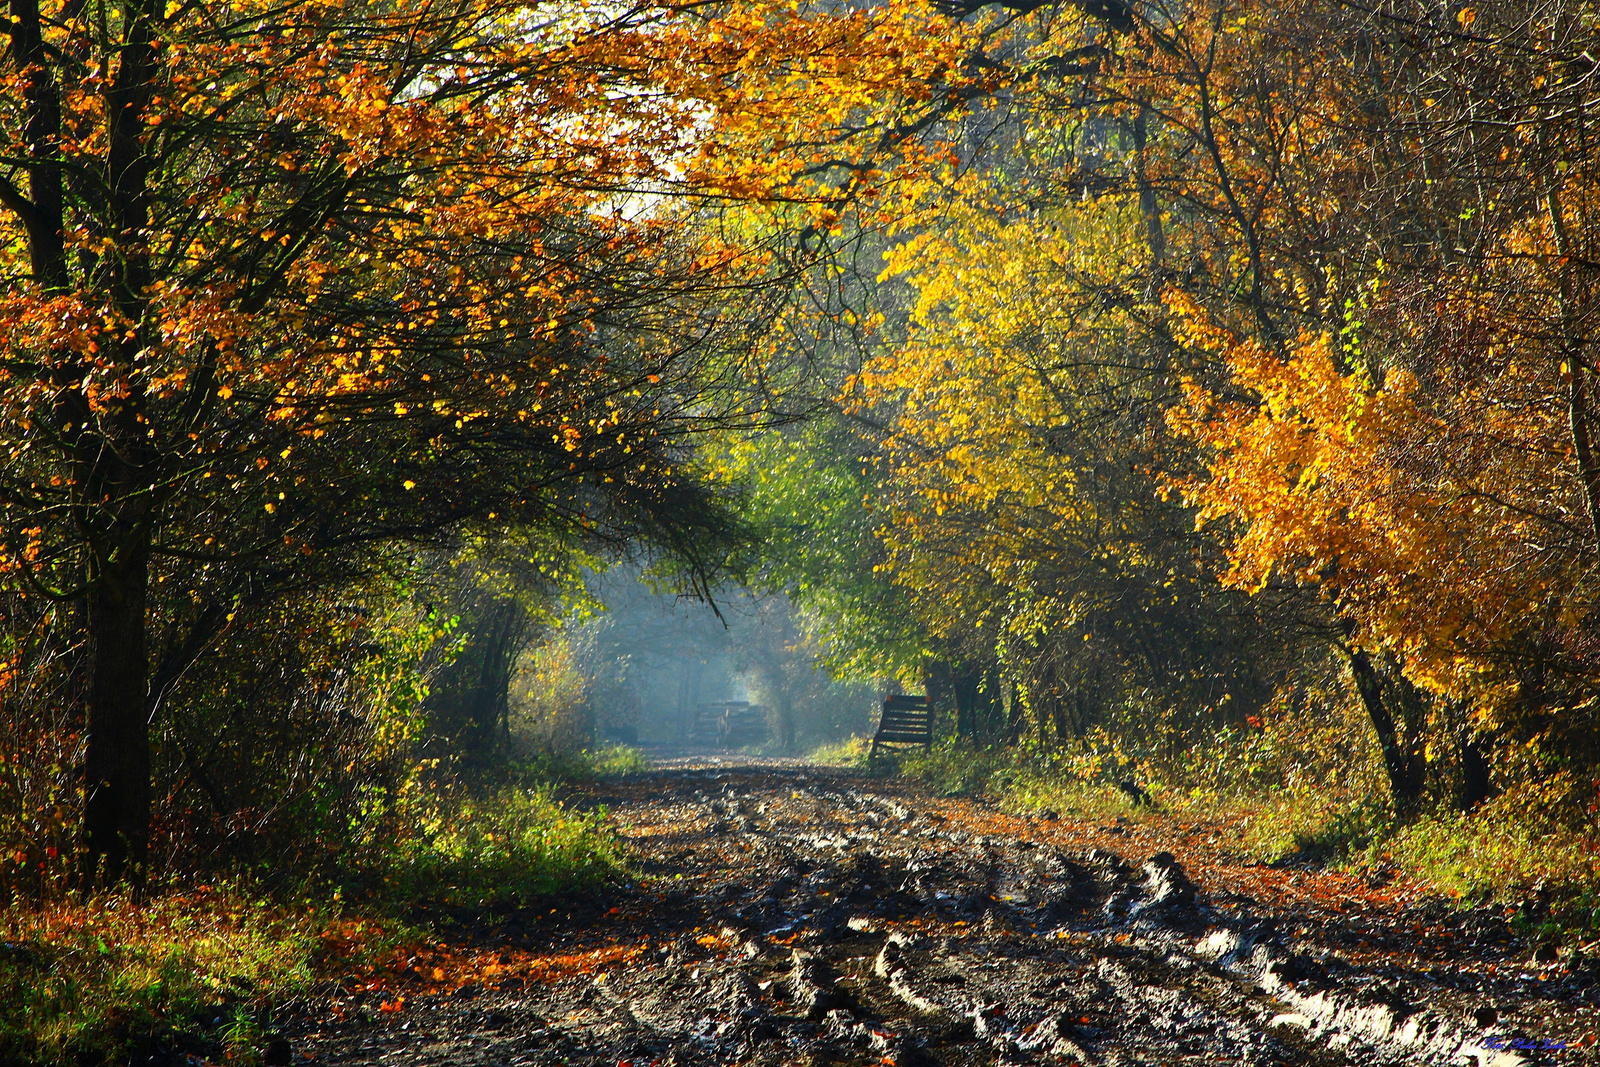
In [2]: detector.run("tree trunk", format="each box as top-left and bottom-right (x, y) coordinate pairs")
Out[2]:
(1132, 107), (1166, 269)
(1543, 176), (1600, 547)
(1050, 699), (1072, 747)
(921, 659), (954, 741)
(1458, 731), (1492, 811)
(1343, 648), (1426, 819)
(776, 691), (796, 751)
(468, 598), (525, 757)
(949, 667), (1005, 742)
(81, 524), (152, 891)
(949, 666), (983, 740)
(72, 0), (161, 893)
(1003, 679), (1029, 745)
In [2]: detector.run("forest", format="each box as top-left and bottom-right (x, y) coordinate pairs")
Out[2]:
(2, 0), (1599, 1060)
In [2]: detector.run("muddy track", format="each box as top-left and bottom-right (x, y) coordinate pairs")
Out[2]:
(291, 766), (1595, 1067)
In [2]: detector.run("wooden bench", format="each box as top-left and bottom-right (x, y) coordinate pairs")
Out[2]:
(868, 694), (932, 759)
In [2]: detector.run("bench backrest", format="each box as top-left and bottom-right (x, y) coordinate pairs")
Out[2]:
(874, 694), (932, 744)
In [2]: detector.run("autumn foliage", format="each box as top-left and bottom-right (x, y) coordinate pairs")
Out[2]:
(5, 0), (1600, 1053)
(747, 0), (1600, 833)
(0, 0), (982, 891)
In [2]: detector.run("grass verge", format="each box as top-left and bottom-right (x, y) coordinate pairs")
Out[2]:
(807, 735), (872, 767)
(513, 744), (649, 782)
(0, 886), (332, 1066)
(384, 784), (629, 909)
(898, 739), (1600, 944)
(0, 776), (630, 1066)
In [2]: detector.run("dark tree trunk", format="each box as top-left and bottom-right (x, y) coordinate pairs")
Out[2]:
(1132, 107), (1166, 269)
(470, 599), (525, 754)
(70, 0), (161, 893)
(775, 691), (796, 751)
(1000, 675), (1028, 744)
(429, 596), (528, 762)
(1458, 731), (1492, 811)
(979, 670), (1006, 741)
(81, 524), (152, 891)
(1544, 177), (1600, 549)
(1343, 648), (1427, 819)
(921, 659), (953, 740)
(949, 666), (983, 740)
(947, 666), (1004, 742)
(1050, 699), (1072, 746)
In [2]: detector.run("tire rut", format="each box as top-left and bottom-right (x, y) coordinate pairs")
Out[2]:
(291, 767), (1571, 1067)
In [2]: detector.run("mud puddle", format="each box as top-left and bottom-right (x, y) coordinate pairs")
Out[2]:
(289, 766), (1595, 1066)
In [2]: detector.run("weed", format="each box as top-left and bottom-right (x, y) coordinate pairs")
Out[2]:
(589, 745), (650, 778)
(219, 1004), (265, 1066)
(382, 784), (629, 908)
(1374, 795), (1600, 909)
(1002, 774), (1147, 821)
(807, 735), (872, 768)
(900, 743), (1017, 797)
(0, 886), (321, 1066)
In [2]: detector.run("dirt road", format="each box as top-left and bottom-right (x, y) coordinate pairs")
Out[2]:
(292, 763), (1597, 1066)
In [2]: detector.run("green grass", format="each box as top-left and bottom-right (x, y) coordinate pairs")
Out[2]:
(807, 735), (872, 767)
(900, 742), (1017, 796)
(0, 886), (329, 1066)
(384, 783), (630, 909)
(588, 744), (650, 777)
(1001, 772), (1150, 821)
(1226, 791), (1393, 863)
(1372, 801), (1600, 933)
(513, 744), (649, 783)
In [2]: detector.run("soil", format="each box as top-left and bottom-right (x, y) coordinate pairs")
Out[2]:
(283, 760), (1600, 1067)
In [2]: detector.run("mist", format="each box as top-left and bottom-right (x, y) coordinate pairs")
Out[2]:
(508, 566), (880, 755)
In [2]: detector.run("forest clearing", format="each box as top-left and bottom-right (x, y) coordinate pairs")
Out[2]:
(5, 0), (1600, 1061)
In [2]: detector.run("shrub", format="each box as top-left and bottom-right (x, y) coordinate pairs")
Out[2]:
(807, 735), (872, 767)
(1377, 783), (1600, 903)
(900, 742), (1020, 797)
(512, 744), (648, 784)
(379, 784), (629, 909)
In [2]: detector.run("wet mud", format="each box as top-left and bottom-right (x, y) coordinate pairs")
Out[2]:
(290, 765), (1597, 1067)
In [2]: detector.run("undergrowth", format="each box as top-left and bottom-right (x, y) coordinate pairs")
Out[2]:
(807, 735), (871, 767)
(898, 736), (1600, 944)
(0, 887), (334, 1066)
(513, 744), (648, 783)
(383, 784), (629, 908)
(0, 772), (630, 1066)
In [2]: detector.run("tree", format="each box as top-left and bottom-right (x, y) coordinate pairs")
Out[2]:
(725, 423), (927, 681)
(1166, 297), (1586, 814)
(849, 0), (1600, 813)
(0, 0), (987, 887)
(848, 186), (1312, 749)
